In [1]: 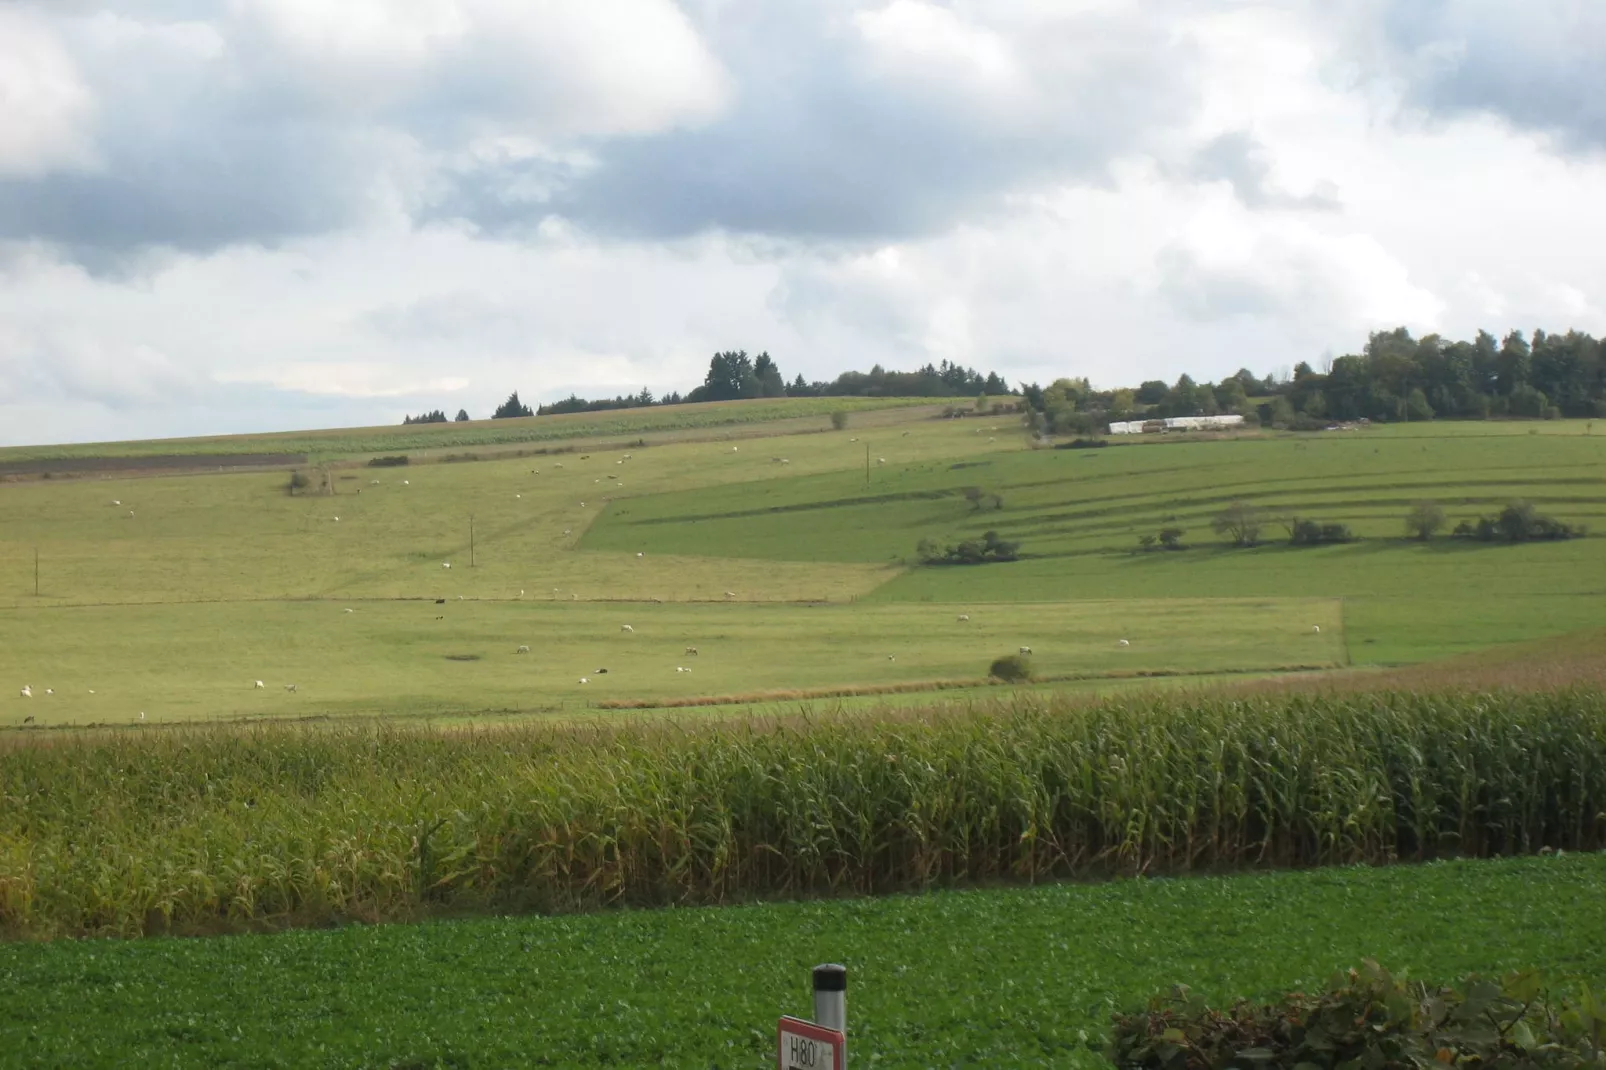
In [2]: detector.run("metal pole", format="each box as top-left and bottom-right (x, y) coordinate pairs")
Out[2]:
(812, 963), (846, 1037)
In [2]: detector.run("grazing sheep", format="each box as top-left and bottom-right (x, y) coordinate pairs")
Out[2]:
(555, 462), (564, 468)
(254, 680), (265, 689)
(87, 690), (94, 695)
(1312, 625), (1321, 634)
(128, 510), (135, 517)
(1019, 646), (1032, 655)
(636, 552), (644, 558)
(594, 668), (608, 674)
(685, 646), (699, 656)
(731, 446), (738, 452)
(403, 479), (409, 485)
(579, 677), (588, 684)
(1117, 639), (1129, 647)
(516, 494), (521, 499)
(620, 624), (634, 633)
(139, 711), (145, 721)
(957, 614), (970, 622)
(780, 458), (790, 464)
(887, 655), (896, 661)
(849, 438), (857, 443)
(333, 516), (340, 522)
(112, 500), (121, 506)
(877, 457), (886, 464)
(22, 715), (33, 724)
(442, 562), (452, 569)
(564, 529), (572, 536)
(285, 684), (298, 693)
(516, 645), (530, 654)
(676, 666), (690, 673)
(344, 608), (354, 613)
(45, 688), (52, 695)
(370, 480), (380, 485)
(19, 685), (32, 698)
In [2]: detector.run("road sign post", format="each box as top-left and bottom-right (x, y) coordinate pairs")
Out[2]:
(778, 964), (847, 1069)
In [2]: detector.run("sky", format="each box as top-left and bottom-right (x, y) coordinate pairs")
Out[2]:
(1, 0), (1603, 446)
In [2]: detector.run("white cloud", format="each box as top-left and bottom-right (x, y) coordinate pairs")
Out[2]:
(0, 8), (98, 177)
(1, 0), (1604, 445)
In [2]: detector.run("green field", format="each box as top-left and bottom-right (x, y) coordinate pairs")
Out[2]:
(1, 409), (1602, 724)
(1, 854), (1601, 1068)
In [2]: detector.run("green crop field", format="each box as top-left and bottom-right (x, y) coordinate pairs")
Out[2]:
(1, 407), (1602, 724)
(1, 854), (1601, 1068)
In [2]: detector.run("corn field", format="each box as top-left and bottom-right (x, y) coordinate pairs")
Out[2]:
(2, 688), (1604, 939)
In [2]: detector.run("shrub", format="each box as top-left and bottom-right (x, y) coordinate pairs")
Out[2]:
(367, 455), (410, 468)
(1454, 500), (1584, 543)
(286, 470), (312, 494)
(830, 410), (850, 430)
(1404, 500), (1446, 540)
(1157, 527), (1185, 550)
(1108, 960), (1606, 1070)
(1054, 438), (1108, 449)
(987, 654), (1032, 682)
(1212, 501), (1266, 547)
(1287, 518), (1355, 546)
(919, 530), (1020, 565)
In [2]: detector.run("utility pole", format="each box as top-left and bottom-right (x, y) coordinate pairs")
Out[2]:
(865, 443), (870, 486)
(470, 514), (476, 567)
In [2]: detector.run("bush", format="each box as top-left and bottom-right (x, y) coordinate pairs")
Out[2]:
(1454, 500), (1584, 543)
(1404, 500), (1446, 540)
(1108, 960), (1606, 1070)
(1137, 528), (1186, 552)
(830, 410), (850, 430)
(1212, 502), (1266, 547)
(1054, 438), (1108, 449)
(987, 654), (1032, 682)
(918, 530), (1021, 565)
(1287, 518), (1355, 546)
(286, 470), (312, 495)
(366, 455), (410, 468)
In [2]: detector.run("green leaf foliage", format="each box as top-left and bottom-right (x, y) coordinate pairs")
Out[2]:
(1109, 960), (1606, 1070)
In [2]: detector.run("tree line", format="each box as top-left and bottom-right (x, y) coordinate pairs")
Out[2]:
(404, 326), (1604, 428)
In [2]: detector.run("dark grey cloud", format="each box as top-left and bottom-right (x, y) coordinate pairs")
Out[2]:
(1186, 131), (1341, 211)
(1377, 0), (1606, 152)
(432, 2), (1205, 241)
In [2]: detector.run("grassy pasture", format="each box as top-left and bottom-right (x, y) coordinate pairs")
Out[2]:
(0, 408), (1599, 721)
(589, 421), (1606, 664)
(0, 597), (1341, 725)
(0, 396), (942, 463)
(0, 854), (1601, 1068)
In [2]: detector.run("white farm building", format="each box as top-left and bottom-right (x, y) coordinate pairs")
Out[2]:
(1108, 414), (1245, 435)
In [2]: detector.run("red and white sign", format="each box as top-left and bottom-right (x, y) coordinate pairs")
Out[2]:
(777, 1015), (844, 1070)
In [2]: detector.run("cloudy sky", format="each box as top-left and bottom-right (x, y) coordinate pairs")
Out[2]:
(1, 0), (1603, 446)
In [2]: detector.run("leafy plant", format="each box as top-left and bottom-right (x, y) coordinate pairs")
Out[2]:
(1109, 960), (1606, 1070)
(1286, 518), (1355, 546)
(1405, 500), (1446, 540)
(1454, 501), (1584, 543)
(1213, 502), (1266, 547)
(987, 654), (1032, 682)
(918, 530), (1020, 565)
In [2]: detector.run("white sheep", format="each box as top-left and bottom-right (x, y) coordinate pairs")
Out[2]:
(957, 614), (970, 622)
(442, 562), (452, 569)
(45, 688), (52, 695)
(516, 645), (531, 654)
(403, 479), (410, 485)
(20, 685), (32, 698)
(333, 516), (339, 522)
(254, 680), (265, 689)
(344, 608), (354, 614)
(285, 683), (298, 692)
(370, 480), (380, 485)
(579, 677), (589, 684)
(685, 646), (699, 656)
(636, 552), (644, 558)
(1019, 646), (1032, 655)
(112, 499), (121, 506)
(887, 655), (896, 661)
(620, 624), (634, 633)
(1118, 639), (1130, 647)
(877, 457), (886, 464)
(139, 711), (145, 721)
(676, 666), (690, 673)
(1312, 625), (1321, 634)
(724, 591), (736, 599)
(731, 446), (739, 452)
